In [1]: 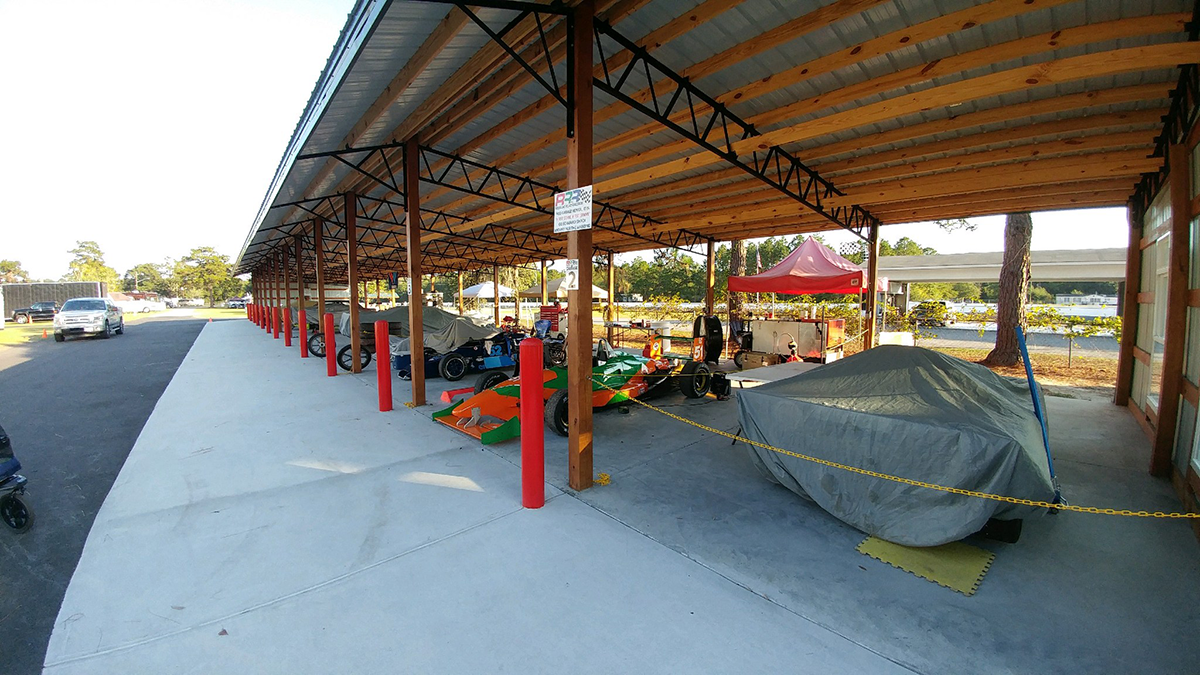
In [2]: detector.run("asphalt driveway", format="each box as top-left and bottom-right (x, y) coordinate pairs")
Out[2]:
(0, 315), (208, 675)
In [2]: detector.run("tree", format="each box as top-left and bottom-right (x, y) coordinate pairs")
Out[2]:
(62, 241), (119, 287)
(174, 247), (241, 306)
(728, 239), (746, 317)
(983, 212), (1033, 366)
(123, 262), (173, 295)
(0, 260), (30, 283)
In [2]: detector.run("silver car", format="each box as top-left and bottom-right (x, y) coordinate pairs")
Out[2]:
(53, 298), (124, 341)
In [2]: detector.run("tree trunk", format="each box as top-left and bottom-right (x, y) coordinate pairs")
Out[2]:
(983, 212), (1033, 366)
(729, 239), (746, 318)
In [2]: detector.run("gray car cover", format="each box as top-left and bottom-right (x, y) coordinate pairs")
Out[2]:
(737, 345), (1056, 547)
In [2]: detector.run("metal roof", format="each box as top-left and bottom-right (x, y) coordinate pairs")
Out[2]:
(235, 0), (1198, 280)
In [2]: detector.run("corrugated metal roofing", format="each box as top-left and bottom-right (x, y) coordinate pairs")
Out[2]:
(236, 0), (1198, 278)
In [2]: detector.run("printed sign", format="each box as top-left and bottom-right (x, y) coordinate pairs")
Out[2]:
(553, 185), (593, 233)
(562, 259), (580, 291)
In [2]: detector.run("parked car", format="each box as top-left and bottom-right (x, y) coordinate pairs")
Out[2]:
(10, 301), (58, 324)
(53, 298), (124, 341)
(226, 298), (246, 309)
(910, 300), (953, 328)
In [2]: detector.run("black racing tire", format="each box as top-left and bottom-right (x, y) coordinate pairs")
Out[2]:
(14, 314), (28, 324)
(53, 333), (65, 343)
(733, 351), (746, 370)
(337, 345), (372, 372)
(0, 494), (33, 532)
(99, 321), (111, 339)
(439, 353), (469, 381)
(475, 369), (509, 394)
(307, 332), (326, 358)
(544, 388), (569, 437)
(545, 341), (567, 367)
(679, 361), (711, 399)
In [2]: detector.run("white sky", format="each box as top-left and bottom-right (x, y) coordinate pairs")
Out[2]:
(0, 1), (1133, 280)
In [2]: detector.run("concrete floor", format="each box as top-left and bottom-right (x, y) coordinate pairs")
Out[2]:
(44, 320), (1199, 674)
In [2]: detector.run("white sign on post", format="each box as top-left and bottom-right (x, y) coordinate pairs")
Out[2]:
(562, 259), (580, 291)
(553, 185), (593, 233)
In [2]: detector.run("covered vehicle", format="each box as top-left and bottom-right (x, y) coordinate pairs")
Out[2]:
(736, 345), (1056, 547)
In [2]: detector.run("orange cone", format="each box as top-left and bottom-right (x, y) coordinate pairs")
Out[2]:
(42, 329), (47, 338)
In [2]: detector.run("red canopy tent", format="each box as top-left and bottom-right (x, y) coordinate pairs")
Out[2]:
(727, 237), (887, 295)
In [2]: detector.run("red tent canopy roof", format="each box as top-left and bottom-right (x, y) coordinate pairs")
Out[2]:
(727, 237), (887, 295)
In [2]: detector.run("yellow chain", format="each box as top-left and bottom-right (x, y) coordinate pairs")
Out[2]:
(591, 377), (1200, 519)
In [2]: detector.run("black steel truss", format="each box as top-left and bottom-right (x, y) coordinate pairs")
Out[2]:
(413, 0), (574, 137)
(591, 19), (877, 240)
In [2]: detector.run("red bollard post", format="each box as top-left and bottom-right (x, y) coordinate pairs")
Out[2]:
(375, 320), (392, 411)
(519, 337), (545, 508)
(273, 307), (281, 340)
(283, 309), (292, 347)
(323, 312), (337, 377)
(299, 311), (308, 358)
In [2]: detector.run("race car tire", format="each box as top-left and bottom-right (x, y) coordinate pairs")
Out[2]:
(679, 361), (711, 399)
(307, 332), (326, 358)
(544, 388), (569, 437)
(545, 341), (567, 367)
(733, 351), (746, 370)
(475, 369), (509, 394)
(439, 352), (469, 381)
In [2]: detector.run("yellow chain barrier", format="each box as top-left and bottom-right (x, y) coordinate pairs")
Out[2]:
(590, 376), (1200, 519)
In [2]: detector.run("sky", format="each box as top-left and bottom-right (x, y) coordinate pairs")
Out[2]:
(0, 1), (1133, 281)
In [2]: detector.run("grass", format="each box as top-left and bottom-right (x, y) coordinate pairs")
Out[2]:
(930, 347), (1117, 389)
(0, 322), (51, 345)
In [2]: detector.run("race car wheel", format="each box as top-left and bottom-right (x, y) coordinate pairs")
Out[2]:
(0, 494), (33, 532)
(337, 345), (372, 372)
(733, 351), (746, 370)
(679, 361), (711, 399)
(545, 341), (567, 367)
(475, 369), (509, 394)
(439, 353), (469, 381)
(307, 332), (326, 358)
(544, 389), (569, 437)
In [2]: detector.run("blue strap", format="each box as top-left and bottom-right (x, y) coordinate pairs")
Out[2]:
(1016, 326), (1060, 503)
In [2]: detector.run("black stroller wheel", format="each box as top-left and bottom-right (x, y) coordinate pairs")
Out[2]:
(1, 494), (33, 533)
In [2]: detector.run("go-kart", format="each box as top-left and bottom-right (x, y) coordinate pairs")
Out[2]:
(394, 330), (526, 382)
(432, 339), (713, 444)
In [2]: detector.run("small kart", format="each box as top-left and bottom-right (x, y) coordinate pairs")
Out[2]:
(0, 424), (33, 533)
(394, 330), (526, 381)
(433, 339), (713, 444)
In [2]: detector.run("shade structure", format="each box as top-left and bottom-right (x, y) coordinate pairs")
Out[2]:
(457, 282), (515, 299)
(519, 277), (608, 300)
(728, 238), (887, 295)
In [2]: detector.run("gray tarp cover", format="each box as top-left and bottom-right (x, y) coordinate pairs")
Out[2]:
(737, 345), (1056, 547)
(336, 306), (499, 355)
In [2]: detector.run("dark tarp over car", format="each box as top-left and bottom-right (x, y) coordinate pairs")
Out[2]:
(736, 345), (1057, 547)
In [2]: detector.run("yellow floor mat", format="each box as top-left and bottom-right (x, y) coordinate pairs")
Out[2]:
(857, 536), (995, 596)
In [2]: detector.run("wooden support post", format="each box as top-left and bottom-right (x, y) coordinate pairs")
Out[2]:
(282, 245), (292, 346)
(705, 239), (716, 316)
(346, 193), (362, 373)
(405, 137), (426, 407)
(314, 219), (327, 319)
(1152, 143), (1192, 477)
(567, 0), (595, 492)
(1115, 204), (1142, 407)
(606, 252), (615, 344)
(295, 234), (304, 318)
(493, 266), (501, 326)
(457, 272), (464, 315)
(540, 260), (548, 304)
(864, 223), (880, 351)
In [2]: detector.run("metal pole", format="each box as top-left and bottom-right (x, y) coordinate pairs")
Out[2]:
(493, 265), (501, 326)
(520, 337), (545, 508)
(314, 219), (327, 319)
(865, 223), (880, 351)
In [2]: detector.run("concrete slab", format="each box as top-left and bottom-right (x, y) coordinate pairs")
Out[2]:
(44, 320), (910, 673)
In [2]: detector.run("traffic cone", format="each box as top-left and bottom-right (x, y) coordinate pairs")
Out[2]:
(42, 329), (47, 338)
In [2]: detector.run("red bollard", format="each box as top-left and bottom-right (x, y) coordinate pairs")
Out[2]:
(273, 307), (280, 340)
(299, 311), (308, 358)
(283, 309), (292, 347)
(323, 313), (337, 377)
(519, 337), (544, 509)
(375, 320), (392, 412)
